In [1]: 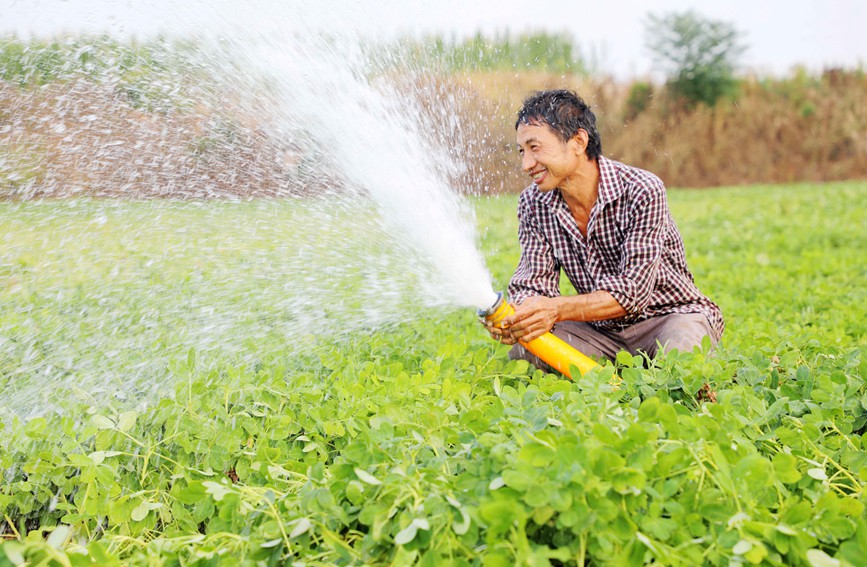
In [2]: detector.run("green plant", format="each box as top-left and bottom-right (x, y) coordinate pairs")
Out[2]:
(0, 36), (207, 111)
(644, 10), (746, 108)
(404, 31), (588, 75)
(0, 181), (865, 564)
(624, 81), (654, 121)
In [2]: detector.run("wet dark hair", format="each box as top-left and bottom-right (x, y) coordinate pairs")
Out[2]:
(515, 89), (602, 159)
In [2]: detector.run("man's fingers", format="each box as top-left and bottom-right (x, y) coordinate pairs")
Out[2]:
(495, 326), (518, 345)
(523, 328), (544, 342)
(485, 325), (516, 345)
(511, 318), (552, 343)
(478, 317), (524, 346)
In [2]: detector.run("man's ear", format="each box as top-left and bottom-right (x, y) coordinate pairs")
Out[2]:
(572, 129), (589, 156)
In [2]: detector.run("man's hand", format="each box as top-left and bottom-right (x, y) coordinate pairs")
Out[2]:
(480, 318), (519, 345)
(503, 296), (562, 342)
(481, 291), (625, 345)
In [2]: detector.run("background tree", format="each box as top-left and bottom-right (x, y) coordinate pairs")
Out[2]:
(644, 10), (746, 108)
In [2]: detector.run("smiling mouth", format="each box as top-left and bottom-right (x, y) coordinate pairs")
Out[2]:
(531, 169), (547, 183)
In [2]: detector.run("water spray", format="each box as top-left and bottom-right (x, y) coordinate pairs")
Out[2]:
(479, 292), (601, 379)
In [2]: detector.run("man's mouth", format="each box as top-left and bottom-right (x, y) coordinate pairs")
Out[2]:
(531, 168), (547, 183)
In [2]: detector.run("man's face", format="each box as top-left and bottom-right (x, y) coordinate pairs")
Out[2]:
(516, 122), (583, 192)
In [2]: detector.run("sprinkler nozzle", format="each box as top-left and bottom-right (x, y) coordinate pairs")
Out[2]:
(477, 291), (505, 319)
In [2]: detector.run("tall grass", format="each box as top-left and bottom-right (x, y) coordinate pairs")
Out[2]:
(442, 68), (867, 190)
(608, 68), (867, 187)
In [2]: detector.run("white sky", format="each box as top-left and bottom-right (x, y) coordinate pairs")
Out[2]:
(2, 0), (865, 79)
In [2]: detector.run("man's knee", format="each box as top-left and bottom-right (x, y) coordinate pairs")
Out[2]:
(552, 322), (621, 362)
(655, 314), (716, 355)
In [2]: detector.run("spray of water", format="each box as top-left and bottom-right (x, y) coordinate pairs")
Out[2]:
(1, 3), (501, 418)
(239, 34), (497, 309)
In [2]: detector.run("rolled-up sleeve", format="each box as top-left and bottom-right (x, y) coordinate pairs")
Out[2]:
(508, 192), (561, 305)
(595, 187), (667, 316)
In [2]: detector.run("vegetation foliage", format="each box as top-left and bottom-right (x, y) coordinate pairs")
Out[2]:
(443, 67), (867, 191)
(0, 36), (300, 200)
(3, 36), (865, 199)
(0, 35), (206, 111)
(643, 11), (746, 108)
(404, 31), (587, 75)
(1, 35), (865, 197)
(1, 182), (866, 565)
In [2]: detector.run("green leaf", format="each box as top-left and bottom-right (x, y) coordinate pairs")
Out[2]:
(616, 351), (635, 367)
(502, 469), (532, 492)
(732, 539), (752, 555)
(394, 523), (418, 545)
(733, 454), (773, 488)
(174, 481), (207, 505)
(395, 519), (430, 545)
(479, 498), (525, 535)
(807, 468), (828, 481)
(289, 517), (312, 539)
(91, 415), (115, 429)
(744, 542), (768, 564)
(2, 542), (26, 564)
(23, 417), (48, 439)
(518, 442), (555, 466)
(116, 410), (137, 433)
(203, 481), (232, 501)
(452, 508), (471, 535)
(68, 453), (94, 467)
(89, 451), (107, 465)
(638, 397), (660, 421)
(47, 525), (70, 549)
(346, 480), (365, 505)
(354, 468), (382, 486)
(131, 502), (150, 522)
(772, 453), (802, 483)
(805, 548), (841, 567)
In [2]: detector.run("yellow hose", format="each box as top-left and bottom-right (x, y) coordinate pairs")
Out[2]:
(480, 293), (601, 380)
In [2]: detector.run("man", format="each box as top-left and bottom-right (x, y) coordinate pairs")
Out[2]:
(485, 89), (723, 370)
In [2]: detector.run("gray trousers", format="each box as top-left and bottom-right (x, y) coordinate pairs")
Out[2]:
(509, 312), (716, 371)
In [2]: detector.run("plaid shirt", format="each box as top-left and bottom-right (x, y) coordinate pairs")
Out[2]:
(509, 156), (724, 340)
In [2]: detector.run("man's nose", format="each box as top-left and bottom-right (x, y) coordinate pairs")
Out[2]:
(521, 152), (535, 172)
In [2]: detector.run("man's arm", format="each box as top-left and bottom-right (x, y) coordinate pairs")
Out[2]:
(503, 290), (627, 343)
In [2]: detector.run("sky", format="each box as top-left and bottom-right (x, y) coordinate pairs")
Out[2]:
(2, 0), (865, 79)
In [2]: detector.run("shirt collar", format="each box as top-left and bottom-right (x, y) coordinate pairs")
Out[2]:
(535, 155), (624, 209)
(537, 184), (559, 207)
(596, 156), (625, 207)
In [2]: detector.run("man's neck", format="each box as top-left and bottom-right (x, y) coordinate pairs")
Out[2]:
(559, 157), (600, 212)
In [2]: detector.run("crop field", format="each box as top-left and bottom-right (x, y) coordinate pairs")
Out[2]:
(1, 181), (866, 566)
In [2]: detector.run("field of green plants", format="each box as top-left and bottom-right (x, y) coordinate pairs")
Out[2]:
(1, 181), (866, 566)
